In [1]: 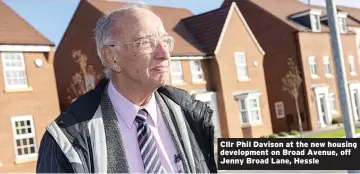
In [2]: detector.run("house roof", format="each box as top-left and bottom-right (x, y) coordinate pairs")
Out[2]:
(338, 6), (360, 25)
(181, 2), (264, 55)
(222, 0), (360, 32)
(181, 6), (230, 54)
(309, 5), (360, 27)
(0, 1), (53, 45)
(86, 0), (205, 56)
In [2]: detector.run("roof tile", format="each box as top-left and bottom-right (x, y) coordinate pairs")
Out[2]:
(0, 1), (53, 45)
(182, 6), (230, 54)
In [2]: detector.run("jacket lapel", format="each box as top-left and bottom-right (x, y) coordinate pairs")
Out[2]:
(100, 84), (130, 173)
(154, 92), (192, 173)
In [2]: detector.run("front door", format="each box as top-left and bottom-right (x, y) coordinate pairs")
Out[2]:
(319, 94), (327, 125)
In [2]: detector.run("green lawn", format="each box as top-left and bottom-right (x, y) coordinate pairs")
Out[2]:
(306, 128), (360, 138)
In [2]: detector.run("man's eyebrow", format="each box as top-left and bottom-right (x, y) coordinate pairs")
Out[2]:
(133, 34), (152, 41)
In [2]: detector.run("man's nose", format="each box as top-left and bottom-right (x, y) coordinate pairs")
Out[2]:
(154, 41), (170, 60)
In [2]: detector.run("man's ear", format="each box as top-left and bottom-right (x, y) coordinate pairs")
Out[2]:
(101, 47), (113, 67)
(101, 47), (122, 73)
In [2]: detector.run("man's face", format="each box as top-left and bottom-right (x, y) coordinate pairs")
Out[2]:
(111, 9), (172, 88)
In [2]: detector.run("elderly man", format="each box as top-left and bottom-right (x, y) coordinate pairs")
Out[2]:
(36, 4), (217, 174)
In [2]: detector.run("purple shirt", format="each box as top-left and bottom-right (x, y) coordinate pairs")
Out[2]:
(107, 81), (180, 173)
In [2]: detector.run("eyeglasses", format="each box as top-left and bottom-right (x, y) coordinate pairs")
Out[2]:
(109, 35), (175, 54)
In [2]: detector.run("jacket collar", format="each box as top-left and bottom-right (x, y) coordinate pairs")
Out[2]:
(59, 78), (212, 140)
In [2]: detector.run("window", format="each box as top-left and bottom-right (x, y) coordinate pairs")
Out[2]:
(1, 52), (28, 89)
(338, 17), (347, 34)
(11, 116), (37, 160)
(238, 97), (261, 125)
(349, 55), (356, 75)
(190, 60), (204, 82)
(310, 14), (321, 32)
(329, 93), (337, 112)
(309, 56), (318, 77)
(323, 56), (331, 76)
(85, 75), (95, 90)
(275, 102), (285, 119)
(170, 60), (183, 83)
(234, 52), (248, 80)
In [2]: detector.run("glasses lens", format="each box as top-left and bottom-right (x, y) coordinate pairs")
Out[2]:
(137, 36), (175, 53)
(138, 38), (156, 53)
(161, 36), (174, 52)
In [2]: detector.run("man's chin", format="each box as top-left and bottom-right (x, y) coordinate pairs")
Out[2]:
(149, 77), (168, 88)
(156, 78), (168, 86)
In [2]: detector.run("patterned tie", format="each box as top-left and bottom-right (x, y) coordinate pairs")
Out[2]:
(135, 108), (166, 173)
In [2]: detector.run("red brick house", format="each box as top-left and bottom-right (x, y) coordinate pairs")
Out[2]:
(222, 0), (360, 133)
(54, 0), (273, 138)
(338, 6), (360, 65)
(0, 1), (60, 173)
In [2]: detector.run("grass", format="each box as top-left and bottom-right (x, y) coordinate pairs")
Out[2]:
(306, 128), (360, 138)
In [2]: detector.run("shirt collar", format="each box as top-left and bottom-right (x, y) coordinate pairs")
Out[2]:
(107, 80), (158, 128)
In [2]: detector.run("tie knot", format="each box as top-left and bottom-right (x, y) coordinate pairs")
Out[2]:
(135, 108), (148, 123)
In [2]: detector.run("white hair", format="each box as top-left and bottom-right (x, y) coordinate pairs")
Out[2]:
(93, 2), (152, 79)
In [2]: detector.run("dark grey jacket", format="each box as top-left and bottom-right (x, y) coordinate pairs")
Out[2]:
(36, 78), (217, 173)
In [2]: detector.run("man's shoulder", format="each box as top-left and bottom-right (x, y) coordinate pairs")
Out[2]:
(157, 85), (213, 121)
(51, 79), (109, 136)
(157, 85), (193, 105)
(64, 79), (107, 119)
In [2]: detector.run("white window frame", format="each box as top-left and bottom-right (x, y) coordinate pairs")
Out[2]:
(310, 14), (321, 32)
(338, 17), (347, 34)
(328, 93), (337, 113)
(1, 52), (29, 89)
(170, 60), (184, 84)
(190, 60), (204, 82)
(323, 56), (331, 77)
(275, 101), (285, 119)
(236, 93), (262, 126)
(234, 52), (249, 80)
(309, 56), (318, 78)
(11, 115), (38, 161)
(348, 55), (357, 76)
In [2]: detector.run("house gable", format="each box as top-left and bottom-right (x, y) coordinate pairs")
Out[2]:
(215, 2), (265, 56)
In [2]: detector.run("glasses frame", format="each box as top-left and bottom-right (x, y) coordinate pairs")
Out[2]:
(107, 35), (175, 54)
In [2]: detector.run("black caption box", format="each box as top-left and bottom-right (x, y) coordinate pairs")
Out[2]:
(217, 138), (360, 170)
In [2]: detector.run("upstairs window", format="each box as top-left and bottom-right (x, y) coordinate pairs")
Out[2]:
(190, 60), (204, 82)
(309, 56), (318, 78)
(337, 12), (348, 34)
(323, 56), (331, 76)
(310, 14), (321, 32)
(338, 17), (347, 34)
(349, 55), (356, 75)
(1, 52), (28, 89)
(234, 52), (248, 80)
